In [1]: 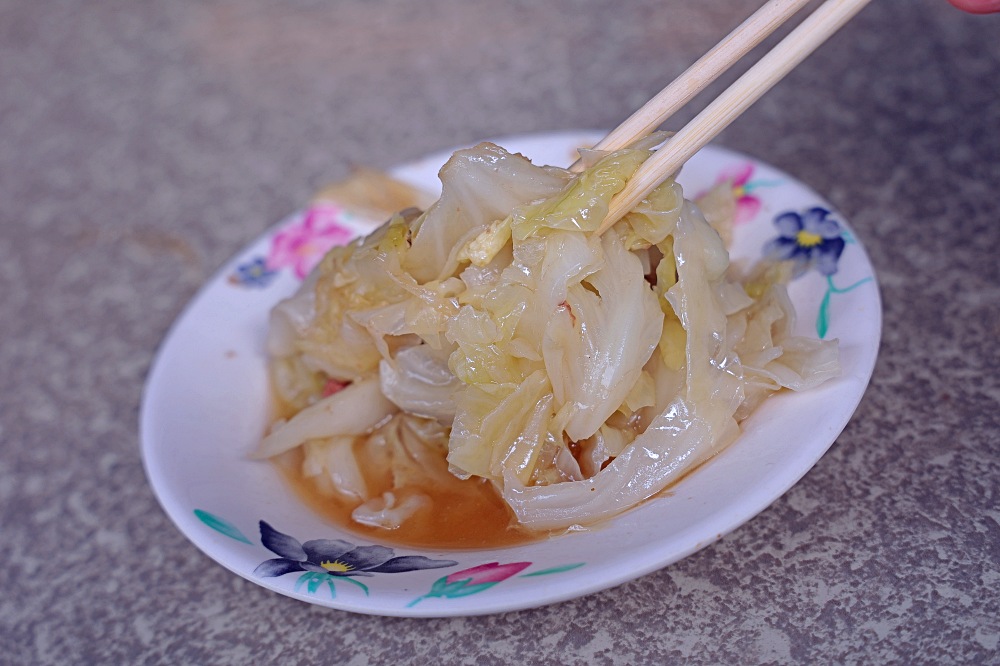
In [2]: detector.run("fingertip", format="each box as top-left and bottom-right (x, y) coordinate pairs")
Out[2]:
(947, 0), (1000, 14)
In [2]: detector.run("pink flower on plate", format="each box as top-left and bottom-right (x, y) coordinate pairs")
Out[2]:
(716, 162), (763, 225)
(448, 561), (532, 586)
(700, 161), (782, 227)
(407, 561), (532, 607)
(266, 204), (355, 279)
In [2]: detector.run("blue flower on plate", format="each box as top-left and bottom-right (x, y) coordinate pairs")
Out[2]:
(763, 206), (845, 277)
(229, 257), (278, 288)
(252, 521), (457, 579)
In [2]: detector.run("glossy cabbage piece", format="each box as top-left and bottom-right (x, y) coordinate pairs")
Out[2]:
(260, 140), (840, 533)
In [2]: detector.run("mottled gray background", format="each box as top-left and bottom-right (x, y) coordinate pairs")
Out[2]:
(2, 0), (998, 664)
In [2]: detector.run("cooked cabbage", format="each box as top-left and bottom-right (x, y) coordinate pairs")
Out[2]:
(258, 139), (839, 533)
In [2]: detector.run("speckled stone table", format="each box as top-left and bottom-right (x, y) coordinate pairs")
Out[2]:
(2, 1), (998, 663)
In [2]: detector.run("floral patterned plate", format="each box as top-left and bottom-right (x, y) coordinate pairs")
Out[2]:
(140, 131), (881, 617)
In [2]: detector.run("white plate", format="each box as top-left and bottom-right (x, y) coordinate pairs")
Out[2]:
(140, 131), (881, 617)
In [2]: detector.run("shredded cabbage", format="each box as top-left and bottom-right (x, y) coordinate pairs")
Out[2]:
(259, 140), (840, 533)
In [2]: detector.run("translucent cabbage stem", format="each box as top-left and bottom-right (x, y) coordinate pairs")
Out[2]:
(253, 377), (397, 459)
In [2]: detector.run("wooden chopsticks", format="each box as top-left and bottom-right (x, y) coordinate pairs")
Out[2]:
(570, 0), (813, 172)
(593, 0), (873, 236)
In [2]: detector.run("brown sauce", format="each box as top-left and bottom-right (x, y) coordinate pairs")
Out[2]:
(275, 447), (548, 550)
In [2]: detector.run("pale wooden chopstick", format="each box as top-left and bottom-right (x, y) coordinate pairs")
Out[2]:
(570, 0), (813, 172)
(595, 0), (873, 236)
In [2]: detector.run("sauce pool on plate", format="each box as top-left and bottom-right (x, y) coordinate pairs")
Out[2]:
(275, 447), (547, 550)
